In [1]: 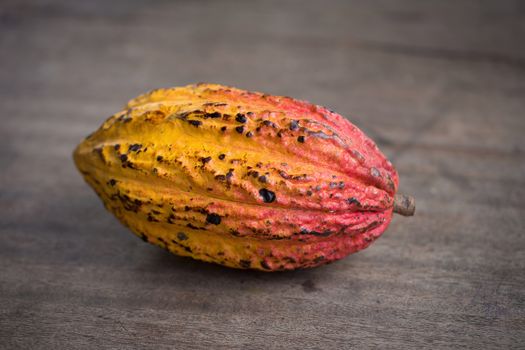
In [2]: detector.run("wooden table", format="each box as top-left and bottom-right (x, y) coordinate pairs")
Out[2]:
(1, 0), (524, 348)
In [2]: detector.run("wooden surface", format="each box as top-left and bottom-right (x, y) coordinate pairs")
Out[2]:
(1, 0), (524, 349)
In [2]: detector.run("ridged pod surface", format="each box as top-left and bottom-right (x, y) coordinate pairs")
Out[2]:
(74, 83), (413, 271)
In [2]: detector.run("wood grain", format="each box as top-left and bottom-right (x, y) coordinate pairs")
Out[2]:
(1, 0), (524, 349)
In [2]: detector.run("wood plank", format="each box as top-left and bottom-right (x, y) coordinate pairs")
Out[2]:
(1, 0), (524, 349)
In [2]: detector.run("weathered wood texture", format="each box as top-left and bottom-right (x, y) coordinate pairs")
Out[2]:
(1, 0), (524, 349)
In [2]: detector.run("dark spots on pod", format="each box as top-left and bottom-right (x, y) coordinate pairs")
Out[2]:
(284, 257), (296, 264)
(235, 125), (244, 134)
(269, 235), (286, 240)
(230, 229), (241, 237)
(177, 232), (188, 241)
(196, 208), (209, 215)
(262, 120), (276, 128)
(206, 213), (221, 225)
(128, 144), (142, 152)
(147, 214), (159, 222)
(170, 238), (194, 253)
(218, 154), (226, 160)
(115, 149), (135, 169)
(260, 260), (271, 270)
(371, 167), (380, 177)
(279, 170), (290, 179)
(221, 126), (227, 132)
(235, 113), (247, 123)
(256, 162), (263, 168)
(200, 156), (212, 164)
(258, 175), (267, 183)
(347, 197), (361, 206)
(184, 206), (190, 211)
(177, 109), (204, 119)
(314, 256), (326, 263)
(167, 214), (176, 224)
(187, 223), (206, 230)
(313, 231), (332, 237)
(140, 233), (148, 242)
(300, 228), (333, 237)
(122, 159), (136, 169)
(215, 174), (226, 181)
(247, 170), (259, 178)
(207, 112), (222, 118)
(171, 239), (191, 253)
(226, 169), (234, 180)
(289, 120), (299, 131)
(188, 120), (202, 127)
(297, 136), (305, 143)
(156, 155), (163, 162)
(239, 260), (251, 268)
(108, 179), (117, 186)
(246, 131), (253, 138)
(203, 102), (227, 107)
(353, 150), (365, 162)
(173, 112), (186, 120)
(306, 190), (313, 196)
(151, 209), (160, 215)
(292, 174), (307, 181)
(330, 181), (345, 189)
(259, 188), (276, 203)
(114, 144), (121, 151)
(256, 127), (261, 132)
(206, 187), (213, 191)
(386, 174), (395, 191)
(277, 131), (282, 138)
(218, 252), (225, 256)
(117, 115), (132, 123)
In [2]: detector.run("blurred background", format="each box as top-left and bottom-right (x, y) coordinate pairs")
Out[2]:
(1, 0), (524, 349)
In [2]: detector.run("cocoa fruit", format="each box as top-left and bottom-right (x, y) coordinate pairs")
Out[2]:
(73, 83), (414, 271)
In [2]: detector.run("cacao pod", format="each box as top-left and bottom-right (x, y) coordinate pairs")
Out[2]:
(74, 83), (414, 271)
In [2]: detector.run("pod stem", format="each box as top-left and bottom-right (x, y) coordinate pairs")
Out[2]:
(393, 194), (416, 216)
